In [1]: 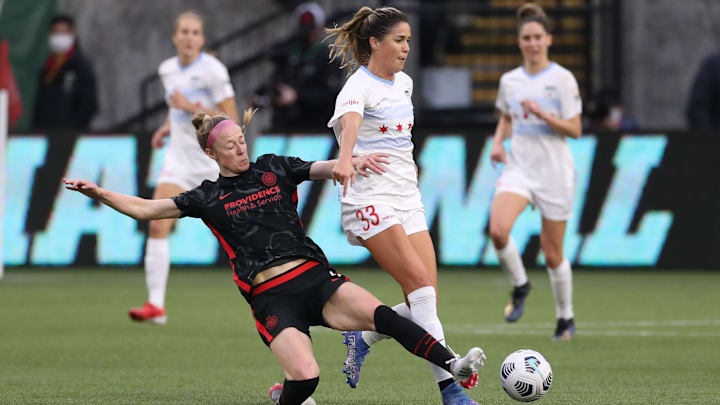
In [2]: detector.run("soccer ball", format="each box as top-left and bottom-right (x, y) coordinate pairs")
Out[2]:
(499, 349), (553, 402)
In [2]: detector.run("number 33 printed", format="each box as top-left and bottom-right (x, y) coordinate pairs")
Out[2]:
(356, 205), (380, 231)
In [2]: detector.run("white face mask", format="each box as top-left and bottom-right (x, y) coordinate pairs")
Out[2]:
(49, 33), (74, 54)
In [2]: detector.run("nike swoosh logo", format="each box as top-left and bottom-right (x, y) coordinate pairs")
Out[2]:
(219, 192), (232, 200)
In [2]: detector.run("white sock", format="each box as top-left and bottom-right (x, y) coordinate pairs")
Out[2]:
(407, 286), (454, 382)
(547, 258), (574, 319)
(362, 302), (411, 346)
(497, 237), (528, 287)
(144, 238), (170, 308)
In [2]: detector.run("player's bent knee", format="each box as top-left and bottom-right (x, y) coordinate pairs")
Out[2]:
(489, 225), (510, 248)
(287, 360), (320, 380)
(148, 220), (172, 238)
(545, 252), (563, 269)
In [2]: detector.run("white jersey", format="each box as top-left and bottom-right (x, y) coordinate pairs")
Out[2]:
(158, 52), (235, 177)
(327, 67), (422, 210)
(495, 62), (582, 186)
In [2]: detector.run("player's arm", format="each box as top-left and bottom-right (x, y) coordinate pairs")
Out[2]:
(309, 153), (389, 180)
(63, 179), (181, 220)
(490, 113), (513, 165)
(332, 112), (363, 195)
(539, 111), (582, 139)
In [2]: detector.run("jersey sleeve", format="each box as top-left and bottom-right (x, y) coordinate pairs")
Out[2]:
(495, 75), (509, 114)
(209, 61), (235, 105)
(560, 73), (582, 119)
(171, 183), (210, 218)
(327, 76), (367, 127)
(261, 154), (313, 186)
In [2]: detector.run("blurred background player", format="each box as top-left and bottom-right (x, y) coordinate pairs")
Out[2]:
(488, 3), (582, 340)
(64, 111), (485, 405)
(325, 7), (478, 405)
(32, 14), (98, 131)
(129, 11), (239, 325)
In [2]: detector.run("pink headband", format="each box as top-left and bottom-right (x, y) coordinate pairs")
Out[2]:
(206, 120), (237, 149)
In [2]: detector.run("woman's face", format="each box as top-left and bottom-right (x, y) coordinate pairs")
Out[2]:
(518, 21), (552, 65)
(370, 21), (411, 74)
(173, 16), (205, 59)
(207, 125), (249, 174)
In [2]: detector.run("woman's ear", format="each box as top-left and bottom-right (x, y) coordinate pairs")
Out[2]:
(205, 148), (217, 161)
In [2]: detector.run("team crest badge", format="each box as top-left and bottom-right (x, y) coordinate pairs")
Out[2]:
(262, 172), (277, 186)
(265, 315), (278, 330)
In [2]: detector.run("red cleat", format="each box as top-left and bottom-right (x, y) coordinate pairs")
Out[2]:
(128, 302), (166, 325)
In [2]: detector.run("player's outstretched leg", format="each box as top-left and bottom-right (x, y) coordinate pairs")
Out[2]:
(504, 281), (531, 323)
(372, 305), (485, 404)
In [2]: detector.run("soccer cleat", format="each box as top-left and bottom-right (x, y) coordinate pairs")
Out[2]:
(504, 282), (531, 323)
(440, 381), (479, 405)
(269, 383), (283, 405)
(342, 330), (370, 388)
(268, 383), (316, 405)
(552, 318), (575, 341)
(448, 347), (486, 389)
(128, 302), (167, 325)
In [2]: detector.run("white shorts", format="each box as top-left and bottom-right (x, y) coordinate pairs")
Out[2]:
(341, 204), (428, 246)
(495, 167), (575, 221)
(157, 152), (219, 191)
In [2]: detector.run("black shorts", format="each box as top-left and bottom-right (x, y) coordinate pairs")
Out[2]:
(249, 260), (350, 346)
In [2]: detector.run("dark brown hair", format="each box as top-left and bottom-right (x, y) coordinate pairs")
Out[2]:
(517, 3), (551, 33)
(191, 108), (256, 150)
(325, 6), (408, 72)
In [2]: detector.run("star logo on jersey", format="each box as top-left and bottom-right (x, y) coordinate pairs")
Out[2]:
(396, 124), (403, 132)
(262, 172), (277, 186)
(379, 125), (388, 133)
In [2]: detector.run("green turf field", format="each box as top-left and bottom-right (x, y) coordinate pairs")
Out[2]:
(1, 267), (719, 404)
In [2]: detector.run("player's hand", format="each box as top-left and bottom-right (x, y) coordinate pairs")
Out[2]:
(353, 153), (389, 177)
(520, 99), (545, 119)
(490, 141), (507, 168)
(169, 90), (200, 113)
(332, 157), (356, 197)
(151, 124), (170, 149)
(63, 179), (103, 200)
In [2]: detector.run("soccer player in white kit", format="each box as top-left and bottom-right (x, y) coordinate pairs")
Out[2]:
(128, 11), (238, 325)
(489, 3), (582, 341)
(325, 7), (482, 405)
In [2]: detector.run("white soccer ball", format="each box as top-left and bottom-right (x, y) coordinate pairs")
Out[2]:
(499, 349), (553, 402)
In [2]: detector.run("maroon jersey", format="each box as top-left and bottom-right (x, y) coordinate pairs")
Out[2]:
(172, 154), (329, 302)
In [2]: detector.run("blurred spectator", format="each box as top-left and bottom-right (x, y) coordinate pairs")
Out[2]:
(584, 88), (636, 132)
(686, 49), (720, 130)
(32, 14), (98, 131)
(253, 2), (343, 129)
(418, 0), (462, 66)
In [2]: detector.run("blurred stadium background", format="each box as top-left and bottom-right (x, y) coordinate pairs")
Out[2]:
(1, 1), (719, 404)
